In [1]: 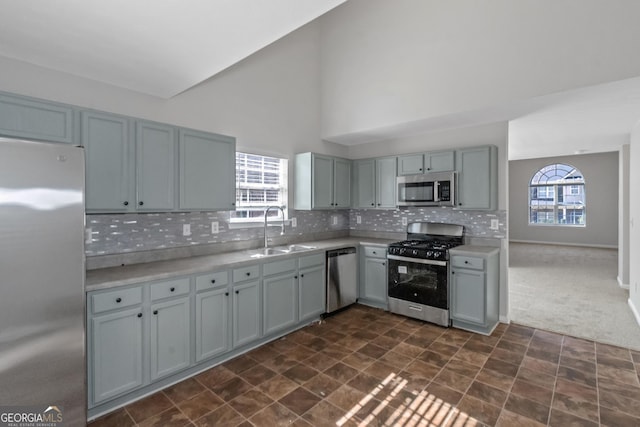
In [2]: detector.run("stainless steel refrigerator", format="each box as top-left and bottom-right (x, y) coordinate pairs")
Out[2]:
(0, 137), (86, 425)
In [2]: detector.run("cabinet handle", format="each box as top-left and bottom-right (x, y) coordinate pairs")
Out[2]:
(153, 310), (158, 315)
(137, 313), (142, 318)
(225, 292), (229, 296)
(371, 203), (375, 206)
(372, 251), (377, 255)
(377, 203), (381, 206)
(123, 201), (129, 206)
(231, 202), (236, 206)
(427, 168), (431, 171)
(211, 279), (216, 284)
(116, 297), (122, 303)
(419, 168), (423, 171)
(451, 271), (455, 275)
(139, 201), (144, 206)
(245, 272), (251, 276)
(382, 262), (386, 266)
(235, 290), (239, 294)
(300, 274), (304, 278)
(170, 287), (175, 292)
(464, 261), (469, 264)
(294, 275), (298, 279)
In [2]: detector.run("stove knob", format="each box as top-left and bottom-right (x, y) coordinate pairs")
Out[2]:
(426, 251), (433, 258)
(412, 249), (419, 256)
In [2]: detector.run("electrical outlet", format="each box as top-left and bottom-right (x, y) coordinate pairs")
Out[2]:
(490, 219), (499, 230)
(332, 216), (338, 226)
(356, 215), (362, 224)
(211, 221), (219, 234)
(183, 224), (191, 236)
(401, 217), (408, 226)
(291, 217), (297, 227)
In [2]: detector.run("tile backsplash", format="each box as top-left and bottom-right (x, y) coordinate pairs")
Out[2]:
(85, 210), (350, 256)
(86, 207), (505, 258)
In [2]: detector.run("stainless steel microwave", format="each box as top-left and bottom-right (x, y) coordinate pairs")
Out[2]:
(396, 171), (457, 207)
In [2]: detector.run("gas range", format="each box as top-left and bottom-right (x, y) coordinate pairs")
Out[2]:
(388, 222), (465, 261)
(387, 239), (461, 261)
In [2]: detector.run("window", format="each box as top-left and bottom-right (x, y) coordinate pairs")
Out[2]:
(231, 152), (288, 222)
(529, 163), (586, 226)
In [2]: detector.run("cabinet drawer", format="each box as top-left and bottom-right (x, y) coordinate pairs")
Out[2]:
(298, 253), (324, 269)
(363, 246), (386, 258)
(263, 258), (297, 277)
(92, 286), (143, 314)
(451, 256), (484, 270)
(150, 278), (190, 301)
(233, 265), (260, 283)
(195, 271), (229, 292)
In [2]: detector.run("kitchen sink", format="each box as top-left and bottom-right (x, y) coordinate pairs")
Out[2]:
(248, 244), (317, 258)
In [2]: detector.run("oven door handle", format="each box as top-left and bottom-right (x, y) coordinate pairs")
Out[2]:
(387, 254), (447, 267)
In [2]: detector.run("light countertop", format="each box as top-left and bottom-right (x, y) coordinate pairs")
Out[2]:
(86, 237), (395, 292)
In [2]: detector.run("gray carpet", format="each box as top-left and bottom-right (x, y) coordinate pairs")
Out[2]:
(508, 242), (640, 351)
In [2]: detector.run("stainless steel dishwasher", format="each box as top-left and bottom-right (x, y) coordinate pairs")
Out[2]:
(326, 247), (358, 313)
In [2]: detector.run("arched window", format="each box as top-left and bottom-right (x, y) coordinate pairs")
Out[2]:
(529, 163), (586, 226)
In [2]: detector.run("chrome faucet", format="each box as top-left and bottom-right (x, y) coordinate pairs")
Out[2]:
(264, 206), (286, 249)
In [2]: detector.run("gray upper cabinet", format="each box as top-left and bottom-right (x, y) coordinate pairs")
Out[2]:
(82, 111), (132, 212)
(455, 145), (498, 210)
(352, 156), (396, 208)
(397, 150), (454, 175)
(294, 152), (351, 210)
(136, 121), (176, 211)
(0, 93), (74, 144)
(352, 159), (375, 208)
(179, 129), (236, 211)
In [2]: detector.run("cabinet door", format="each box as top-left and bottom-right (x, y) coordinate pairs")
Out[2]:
(397, 154), (424, 175)
(450, 269), (486, 325)
(179, 129), (235, 210)
(425, 151), (455, 172)
(91, 308), (143, 403)
(376, 157), (397, 208)
(363, 258), (387, 303)
(353, 159), (376, 208)
(82, 111), (132, 211)
(299, 265), (325, 321)
(456, 146), (497, 210)
(136, 122), (176, 210)
(333, 158), (351, 208)
(263, 273), (297, 335)
(195, 288), (230, 362)
(0, 93), (74, 143)
(312, 154), (334, 209)
(150, 297), (191, 381)
(233, 281), (261, 348)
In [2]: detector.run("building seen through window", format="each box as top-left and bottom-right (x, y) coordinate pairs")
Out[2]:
(231, 152), (288, 221)
(529, 163), (585, 226)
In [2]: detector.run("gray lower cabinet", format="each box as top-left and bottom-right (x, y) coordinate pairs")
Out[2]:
(195, 287), (230, 362)
(455, 145), (498, 210)
(232, 280), (261, 348)
(359, 246), (388, 309)
(0, 92), (74, 143)
(298, 263), (325, 321)
(89, 287), (144, 405)
(450, 246), (500, 335)
(263, 272), (298, 335)
(149, 296), (191, 381)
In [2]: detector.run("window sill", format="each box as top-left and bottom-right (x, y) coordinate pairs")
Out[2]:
(228, 219), (293, 229)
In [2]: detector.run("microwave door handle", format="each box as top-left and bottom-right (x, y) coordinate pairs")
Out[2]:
(433, 181), (440, 202)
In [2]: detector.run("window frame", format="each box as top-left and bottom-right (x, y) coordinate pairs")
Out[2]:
(230, 151), (289, 224)
(528, 163), (586, 227)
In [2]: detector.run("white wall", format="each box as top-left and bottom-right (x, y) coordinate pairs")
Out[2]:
(0, 21), (348, 209)
(509, 152), (618, 247)
(619, 145), (630, 287)
(629, 123), (640, 324)
(319, 0), (640, 139)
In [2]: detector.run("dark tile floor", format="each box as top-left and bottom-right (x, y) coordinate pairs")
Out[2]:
(89, 305), (640, 426)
